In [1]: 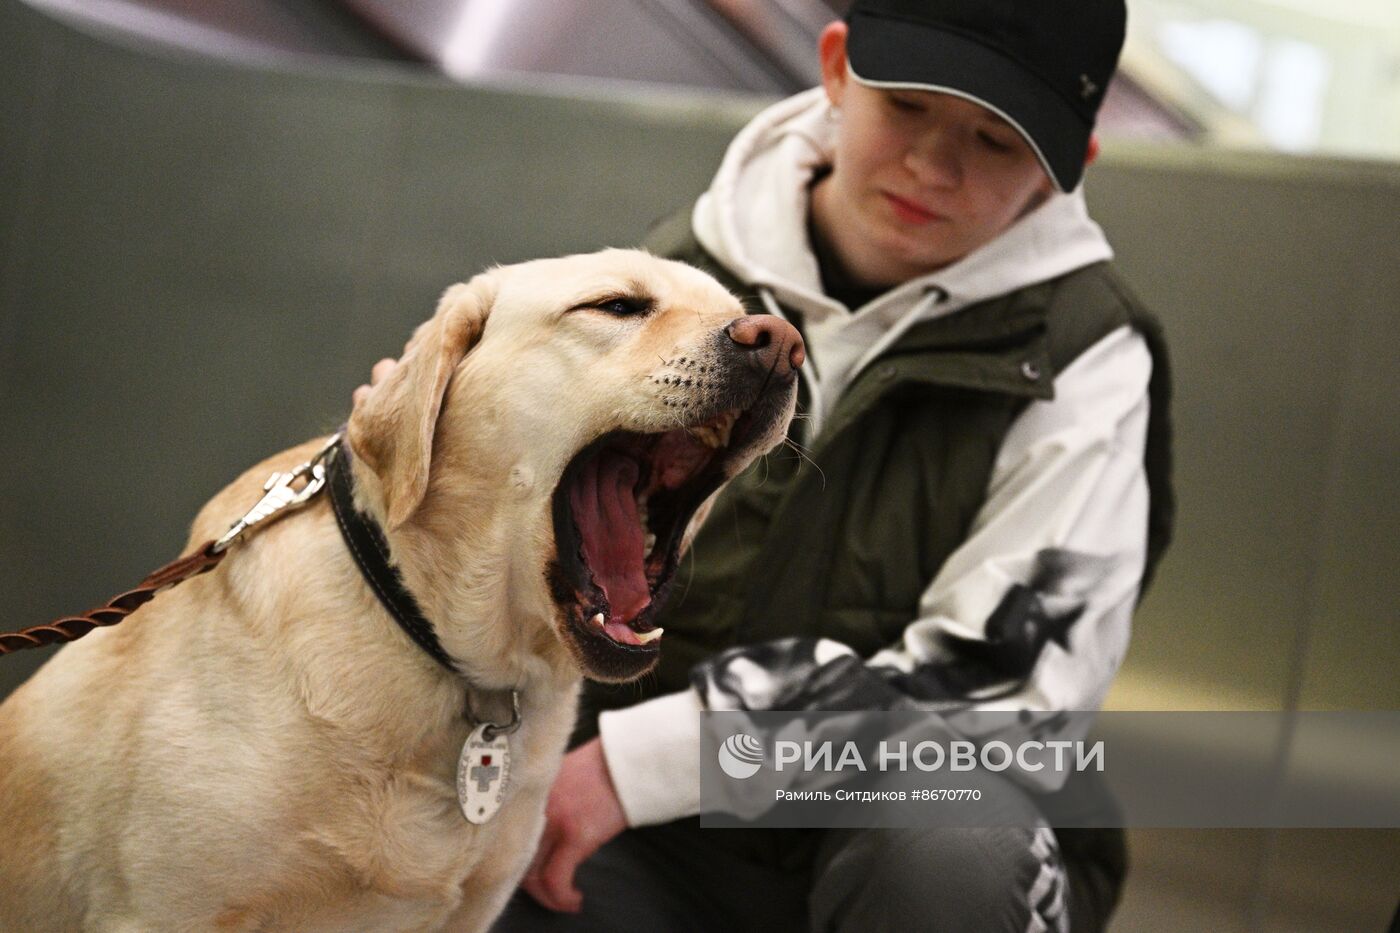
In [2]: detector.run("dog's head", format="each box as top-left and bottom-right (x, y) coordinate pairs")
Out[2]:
(347, 249), (802, 683)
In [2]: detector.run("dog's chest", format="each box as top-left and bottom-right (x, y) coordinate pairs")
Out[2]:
(289, 711), (566, 926)
(323, 750), (536, 877)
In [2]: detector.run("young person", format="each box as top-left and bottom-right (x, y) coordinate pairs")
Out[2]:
(360, 2), (1174, 929)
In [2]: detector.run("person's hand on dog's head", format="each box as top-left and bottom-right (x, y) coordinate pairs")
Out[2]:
(351, 357), (400, 409)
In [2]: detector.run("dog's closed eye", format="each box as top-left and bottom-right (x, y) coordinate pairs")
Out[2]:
(569, 295), (655, 318)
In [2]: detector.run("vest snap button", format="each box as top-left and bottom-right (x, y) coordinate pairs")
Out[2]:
(1020, 360), (1041, 381)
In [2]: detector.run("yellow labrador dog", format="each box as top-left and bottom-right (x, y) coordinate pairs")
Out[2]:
(0, 249), (802, 932)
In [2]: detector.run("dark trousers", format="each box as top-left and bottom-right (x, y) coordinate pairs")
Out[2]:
(491, 778), (1124, 932)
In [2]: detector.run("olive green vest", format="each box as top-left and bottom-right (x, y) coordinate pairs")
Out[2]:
(580, 212), (1175, 730)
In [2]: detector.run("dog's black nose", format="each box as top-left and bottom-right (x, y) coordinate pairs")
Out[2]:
(725, 316), (805, 379)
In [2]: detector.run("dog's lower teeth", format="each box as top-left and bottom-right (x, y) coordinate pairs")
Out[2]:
(643, 533), (657, 557)
(591, 613), (605, 627)
(635, 627), (664, 644)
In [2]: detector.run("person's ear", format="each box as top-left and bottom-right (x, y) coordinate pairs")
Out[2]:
(1085, 134), (1101, 167)
(818, 21), (850, 109)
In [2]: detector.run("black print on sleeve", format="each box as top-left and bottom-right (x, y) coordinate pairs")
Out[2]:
(691, 549), (1116, 713)
(887, 549), (1110, 704)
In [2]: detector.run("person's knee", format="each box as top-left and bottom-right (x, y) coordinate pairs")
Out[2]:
(810, 826), (1068, 933)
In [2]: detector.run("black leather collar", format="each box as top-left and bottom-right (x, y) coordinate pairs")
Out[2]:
(326, 439), (458, 674)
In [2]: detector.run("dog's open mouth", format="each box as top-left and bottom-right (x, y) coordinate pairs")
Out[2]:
(549, 406), (763, 678)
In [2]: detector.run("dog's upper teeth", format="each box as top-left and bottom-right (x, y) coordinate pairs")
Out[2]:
(715, 413), (735, 448)
(635, 627), (664, 644)
(591, 612), (605, 628)
(694, 411), (738, 449)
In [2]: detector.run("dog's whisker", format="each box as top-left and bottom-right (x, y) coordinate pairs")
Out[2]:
(752, 450), (772, 488)
(780, 437), (826, 489)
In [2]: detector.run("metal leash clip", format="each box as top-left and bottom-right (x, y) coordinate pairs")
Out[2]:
(212, 433), (342, 554)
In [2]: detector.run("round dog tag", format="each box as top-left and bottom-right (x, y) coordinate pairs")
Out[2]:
(457, 723), (511, 825)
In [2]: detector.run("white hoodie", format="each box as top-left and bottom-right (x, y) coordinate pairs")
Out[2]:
(600, 89), (1152, 826)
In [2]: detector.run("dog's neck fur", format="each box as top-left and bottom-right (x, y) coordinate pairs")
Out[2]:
(346, 449), (579, 702)
(191, 440), (581, 777)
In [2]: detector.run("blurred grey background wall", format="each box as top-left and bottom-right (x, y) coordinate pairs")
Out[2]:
(1, 2), (1397, 930)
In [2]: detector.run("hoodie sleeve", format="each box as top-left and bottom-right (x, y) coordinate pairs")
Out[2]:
(599, 325), (1151, 826)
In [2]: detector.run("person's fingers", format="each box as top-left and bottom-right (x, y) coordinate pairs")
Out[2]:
(521, 872), (560, 912)
(518, 738), (622, 914)
(370, 357), (398, 387)
(523, 821), (557, 888)
(353, 357), (400, 409)
(533, 835), (588, 914)
(521, 823), (563, 909)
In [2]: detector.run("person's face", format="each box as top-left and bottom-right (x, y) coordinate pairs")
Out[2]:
(813, 22), (1060, 286)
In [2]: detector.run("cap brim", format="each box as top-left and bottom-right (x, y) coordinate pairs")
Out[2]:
(845, 11), (1090, 192)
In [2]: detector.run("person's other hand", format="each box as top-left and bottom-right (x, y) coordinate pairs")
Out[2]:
(351, 357), (399, 408)
(520, 737), (627, 913)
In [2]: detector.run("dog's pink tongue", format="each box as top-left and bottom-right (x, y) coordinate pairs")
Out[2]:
(570, 450), (650, 624)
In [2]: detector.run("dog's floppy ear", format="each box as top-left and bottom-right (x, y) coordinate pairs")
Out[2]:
(347, 273), (497, 530)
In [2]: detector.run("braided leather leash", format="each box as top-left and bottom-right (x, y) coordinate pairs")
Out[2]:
(0, 545), (225, 655)
(0, 434), (340, 658)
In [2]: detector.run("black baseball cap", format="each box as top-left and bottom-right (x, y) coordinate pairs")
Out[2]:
(843, 0), (1127, 192)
